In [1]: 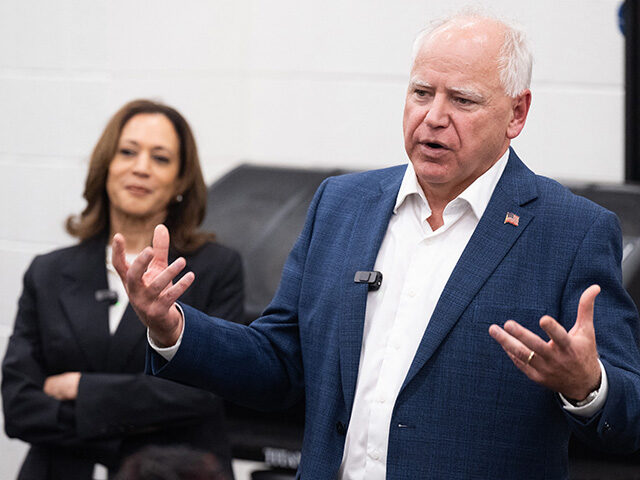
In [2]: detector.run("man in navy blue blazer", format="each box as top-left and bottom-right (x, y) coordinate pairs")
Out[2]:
(114, 11), (640, 480)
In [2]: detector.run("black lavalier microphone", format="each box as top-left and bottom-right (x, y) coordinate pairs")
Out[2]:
(354, 271), (383, 291)
(94, 289), (118, 306)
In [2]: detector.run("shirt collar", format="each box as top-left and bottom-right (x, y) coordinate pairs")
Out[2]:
(394, 148), (510, 220)
(394, 161), (428, 214)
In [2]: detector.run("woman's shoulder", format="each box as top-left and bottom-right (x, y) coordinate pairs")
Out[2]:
(28, 240), (95, 269)
(16, 244), (92, 293)
(178, 241), (243, 298)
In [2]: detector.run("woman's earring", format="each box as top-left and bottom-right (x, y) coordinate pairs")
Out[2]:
(176, 194), (183, 203)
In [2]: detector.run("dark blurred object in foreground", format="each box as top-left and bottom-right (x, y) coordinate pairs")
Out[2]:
(114, 446), (229, 480)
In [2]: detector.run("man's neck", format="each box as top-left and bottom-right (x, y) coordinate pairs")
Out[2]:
(418, 148), (511, 231)
(421, 184), (465, 231)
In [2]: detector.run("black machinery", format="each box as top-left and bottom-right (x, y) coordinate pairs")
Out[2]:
(201, 165), (345, 477)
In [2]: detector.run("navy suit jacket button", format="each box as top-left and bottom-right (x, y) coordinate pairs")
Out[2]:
(336, 421), (346, 435)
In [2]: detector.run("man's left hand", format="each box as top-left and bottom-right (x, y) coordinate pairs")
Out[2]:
(489, 285), (602, 401)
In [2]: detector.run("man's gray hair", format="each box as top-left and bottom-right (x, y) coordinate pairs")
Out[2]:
(411, 8), (533, 97)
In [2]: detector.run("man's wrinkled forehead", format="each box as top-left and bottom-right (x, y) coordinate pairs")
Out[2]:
(411, 18), (505, 82)
(429, 18), (494, 46)
(418, 17), (505, 61)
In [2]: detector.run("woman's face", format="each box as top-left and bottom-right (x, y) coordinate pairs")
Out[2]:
(106, 113), (181, 222)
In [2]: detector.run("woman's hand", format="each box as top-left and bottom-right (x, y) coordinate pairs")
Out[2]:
(44, 372), (81, 400)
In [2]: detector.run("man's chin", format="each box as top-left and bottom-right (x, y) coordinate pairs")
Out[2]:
(411, 161), (450, 184)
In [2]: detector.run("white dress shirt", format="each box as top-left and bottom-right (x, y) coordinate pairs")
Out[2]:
(106, 246), (135, 334)
(337, 152), (509, 479)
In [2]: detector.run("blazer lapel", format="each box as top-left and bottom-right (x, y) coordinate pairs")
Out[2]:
(339, 166), (405, 413)
(106, 304), (146, 372)
(402, 149), (539, 390)
(106, 250), (180, 372)
(59, 238), (111, 371)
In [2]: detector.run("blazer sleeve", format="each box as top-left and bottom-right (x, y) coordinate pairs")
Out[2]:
(147, 181), (331, 410)
(201, 246), (245, 325)
(560, 209), (640, 453)
(1, 259), (119, 458)
(73, 373), (224, 440)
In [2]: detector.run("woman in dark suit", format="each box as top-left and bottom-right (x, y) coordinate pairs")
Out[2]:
(2, 99), (243, 480)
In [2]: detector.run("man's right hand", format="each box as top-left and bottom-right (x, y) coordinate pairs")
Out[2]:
(112, 224), (194, 347)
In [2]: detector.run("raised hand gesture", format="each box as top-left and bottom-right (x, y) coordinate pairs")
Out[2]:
(112, 224), (194, 347)
(489, 285), (602, 401)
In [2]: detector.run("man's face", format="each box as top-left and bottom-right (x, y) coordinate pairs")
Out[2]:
(403, 21), (527, 199)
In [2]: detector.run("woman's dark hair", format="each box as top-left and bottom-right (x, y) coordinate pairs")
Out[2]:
(66, 99), (214, 253)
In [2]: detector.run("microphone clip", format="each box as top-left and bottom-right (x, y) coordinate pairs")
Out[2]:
(354, 271), (383, 291)
(95, 289), (118, 306)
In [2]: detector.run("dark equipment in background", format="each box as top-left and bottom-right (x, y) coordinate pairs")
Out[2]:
(625, 0), (640, 183)
(567, 183), (640, 309)
(202, 164), (346, 478)
(203, 164), (346, 326)
(203, 164), (640, 480)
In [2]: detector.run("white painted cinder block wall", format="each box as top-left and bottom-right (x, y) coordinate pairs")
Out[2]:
(0, 0), (625, 477)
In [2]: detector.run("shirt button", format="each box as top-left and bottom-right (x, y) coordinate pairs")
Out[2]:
(370, 450), (380, 461)
(378, 397), (386, 404)
(408, 289), (416, 297)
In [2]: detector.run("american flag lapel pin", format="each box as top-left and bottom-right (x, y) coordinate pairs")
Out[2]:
(504, 212), (520, 226)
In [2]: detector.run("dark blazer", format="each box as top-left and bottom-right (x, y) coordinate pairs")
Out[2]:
(2, 236), (243, 480)
(150, 150), (640, 480)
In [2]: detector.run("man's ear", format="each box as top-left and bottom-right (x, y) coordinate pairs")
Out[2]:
(507, 89), (532, 139)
